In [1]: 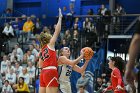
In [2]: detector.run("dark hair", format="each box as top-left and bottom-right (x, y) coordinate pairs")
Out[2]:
(110, 56), (125, 75)
(4, 80), (9, 83)
(18, 77), (25, 89)
(18, 77), (24, 84)
(79, 86), (85, 89)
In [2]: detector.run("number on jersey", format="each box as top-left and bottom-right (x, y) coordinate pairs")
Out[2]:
(40, 48), (50, 61)
(66, 65), (72, 76)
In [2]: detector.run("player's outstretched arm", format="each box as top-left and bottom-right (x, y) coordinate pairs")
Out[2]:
(58, 54), (83, 67)
(49, 8), (62, 47)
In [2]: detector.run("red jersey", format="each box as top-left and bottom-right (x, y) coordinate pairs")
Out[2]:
(107, 68), (125, 93)
(39, 45), (57, 68)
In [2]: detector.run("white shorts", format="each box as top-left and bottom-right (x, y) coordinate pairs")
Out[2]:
(59, 80), (72, 93)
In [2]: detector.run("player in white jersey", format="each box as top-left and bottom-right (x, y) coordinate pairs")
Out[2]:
(57, 47), (90, 93)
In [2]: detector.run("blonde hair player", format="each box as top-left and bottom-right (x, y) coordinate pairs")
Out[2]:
(57, 47), (91, 93)
(38, 8), (62, 93)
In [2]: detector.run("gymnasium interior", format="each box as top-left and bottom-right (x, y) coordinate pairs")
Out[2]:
(0, 0), (140, 93)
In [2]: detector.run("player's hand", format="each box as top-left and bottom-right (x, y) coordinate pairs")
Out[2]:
(125, 64), (135, 86)
(80, 49), (84, 58)
(59, 8), (62, 18)
(116, 85), (123, 90)
(125, 65), (136, 93)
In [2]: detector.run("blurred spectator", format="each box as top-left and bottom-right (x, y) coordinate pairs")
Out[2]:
(26, 50), (35, 63)
(112, 4), (125, 34)
(77, 86), (89, 93)
(2, 23), (14, 37)
(14, 77), (30, 93)
(23, 17), (34, 42)
(1, 55), (8, 76)
(19, 68), (30, 84)
(43, 26), (50, 34)
(94, 77), (103, 91)
(32, 39), (39, 49)
(6, 61), (15, 73)
(10, 49), (19, 63)
(114, 4), (125, 15)
(1, 8), (12, 22)
(14, 44), (23, 62)
(31, 39), (40, 52)
(15, 62), (23, 78)
(18, 15), (26, 37)
(98, 4), (107, 15)
(59, 39), (69, 49)
(33, 18), (42, 35)
(69, 3), (75, 15)
(5, 8), (12, 17)
(29, 44), (39, 57)
(1, 8), (12, 17)
(5, 68), (16, 85)
(73, 17), (82, 32)
(87, 9), (94, 15)
(62, 6), (69, 16)
(27, 62), (35, 86)
(101, 73), (109, 83)
(76, 72), (90, 89)
(12, 18), (20, 39)
(71, 30), (79, 59)
(2, 80), (13, 93)
(63, 29), (71, 43)
(83, 18), (92, 33)
(22, 53), (28, 64)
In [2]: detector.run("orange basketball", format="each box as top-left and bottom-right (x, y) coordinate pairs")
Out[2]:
(82, 47), (94, 60)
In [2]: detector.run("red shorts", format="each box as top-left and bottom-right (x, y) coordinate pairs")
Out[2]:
(40, 69), (59, 87)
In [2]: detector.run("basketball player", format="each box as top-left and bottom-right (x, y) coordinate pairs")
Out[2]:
(104, 57), (126, 93)
(125, 18), (140, 93)
(58, 47), (90, 93)
(38, 8), (62, 93)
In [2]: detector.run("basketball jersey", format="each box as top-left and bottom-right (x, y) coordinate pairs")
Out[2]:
(39, 45), (57, 68)
(111, 68), (125, 90)
(58, 64), (72, 82)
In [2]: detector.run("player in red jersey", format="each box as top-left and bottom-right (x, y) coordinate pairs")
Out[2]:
(104, 57), (126, 93)
(38, 8), (62, 93)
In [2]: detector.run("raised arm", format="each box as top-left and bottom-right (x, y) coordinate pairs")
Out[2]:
(125, 34), (140, 92)
(126, 34), (140, 70)
(49, 8), (62, 47)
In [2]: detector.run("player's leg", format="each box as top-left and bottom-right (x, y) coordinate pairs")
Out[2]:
(46, 87), (58, 93)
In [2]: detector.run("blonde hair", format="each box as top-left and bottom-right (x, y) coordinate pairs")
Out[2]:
(38, 32), (52, 48)
(59, 48), (64, 56)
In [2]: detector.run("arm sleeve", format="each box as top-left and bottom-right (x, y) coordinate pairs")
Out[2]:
(106, 85), (113, 90)
(17, 83), (27, 91)
(113, 68), (123, 85)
